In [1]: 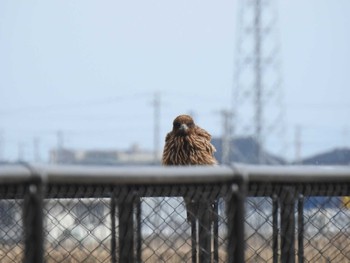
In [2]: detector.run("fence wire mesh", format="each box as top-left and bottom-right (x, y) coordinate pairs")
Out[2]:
(1, 167), (350, 263)
(247, 182), (350, 263)
(0, 182), (36, 263)
(42, 183), (232, 263)
(0, 199), (23, 262)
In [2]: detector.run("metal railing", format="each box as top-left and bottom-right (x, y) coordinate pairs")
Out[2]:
(0, 163), (350, 263)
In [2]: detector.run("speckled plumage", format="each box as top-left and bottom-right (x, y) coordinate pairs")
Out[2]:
(162, 115), (218, 225)
(162, 115), (217, 166)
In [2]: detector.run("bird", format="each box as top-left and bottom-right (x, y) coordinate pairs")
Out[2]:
(162, 114), (217, 166)
(162, 114), (218, 262)
(162, 114), (217, 219)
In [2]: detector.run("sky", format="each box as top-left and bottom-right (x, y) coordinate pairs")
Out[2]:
(0, 0), (349, 163)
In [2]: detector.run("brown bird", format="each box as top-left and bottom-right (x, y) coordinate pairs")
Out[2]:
(162, 114), (217, 217)
(162, 114), (217, 166)
(162, 114), (218, 262)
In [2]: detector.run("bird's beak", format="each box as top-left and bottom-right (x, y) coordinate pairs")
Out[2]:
(179, 124), (188, 132)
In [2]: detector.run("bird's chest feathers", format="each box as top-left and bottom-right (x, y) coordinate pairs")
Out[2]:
(169, 135), (210, 165)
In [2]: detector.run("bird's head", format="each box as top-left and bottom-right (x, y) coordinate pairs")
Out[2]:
(172, 115), (195, 136)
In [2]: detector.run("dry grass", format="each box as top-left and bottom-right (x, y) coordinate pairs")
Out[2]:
(303, 232), (350, 262)
(45, 247), (111, 263)
(0, 245), (23, 263)
(0, 240), (227, 263)
(1, 234), (350, 263)
(244, 233), (350, 263)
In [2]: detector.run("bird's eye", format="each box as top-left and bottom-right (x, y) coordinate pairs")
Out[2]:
(173, 122), (181, 128)
(188, 122), (194, 127)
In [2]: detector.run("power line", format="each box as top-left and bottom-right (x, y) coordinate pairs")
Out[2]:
(0, 93), (152, 116)
(286, 103), (350, 110)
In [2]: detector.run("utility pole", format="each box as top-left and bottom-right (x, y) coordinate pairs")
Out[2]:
(220, 110), (234, 165)
(294, 126), (302, 164)
(57, 130), (64, 150)
(153, 92), (161, 164)
(33, 137), (40, 163)
(56, 131), (64, 164)
(18, 142), (25, 162)
(0, 129), (4, 161)
(187, 110), (197, 121)
(342, 126), (349, 148)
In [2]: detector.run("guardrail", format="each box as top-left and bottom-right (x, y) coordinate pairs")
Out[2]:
(0, 163), (349, 263)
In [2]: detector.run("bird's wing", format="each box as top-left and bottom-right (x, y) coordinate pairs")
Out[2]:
(186, 127), (217, 165)
(162, 132), (174, 165)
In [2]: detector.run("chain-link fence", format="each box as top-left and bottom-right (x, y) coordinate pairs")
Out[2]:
(246, 182), (350, 263)
(43, 184), (237, 263)
(0, 164), (350, 263)
(0, 165), (243, 263)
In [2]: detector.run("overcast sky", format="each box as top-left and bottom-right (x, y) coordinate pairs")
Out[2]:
(0, 0), (349, 163)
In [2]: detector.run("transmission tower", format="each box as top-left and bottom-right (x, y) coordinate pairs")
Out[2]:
(233, 0), (285, 163)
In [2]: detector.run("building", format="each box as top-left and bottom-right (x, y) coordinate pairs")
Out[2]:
(50, 144), (160, 165)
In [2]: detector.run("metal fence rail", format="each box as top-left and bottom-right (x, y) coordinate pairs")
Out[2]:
(0, 164), (350, 263)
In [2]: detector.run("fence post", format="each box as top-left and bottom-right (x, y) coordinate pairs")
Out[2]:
(191, 215), (197, 263)
(136, 196), (142, 263)
(272, 194), (279, 263)
(213, 200), (219, 263)
(228, 177), (246, 263)
(23, 176), (43, 263)
(111, 191), (117, 263)
(118, 188), (135, 263)
(198, 200), (211, 263)
(280, 186), (296, 263)
(297, 195), (304, 263)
